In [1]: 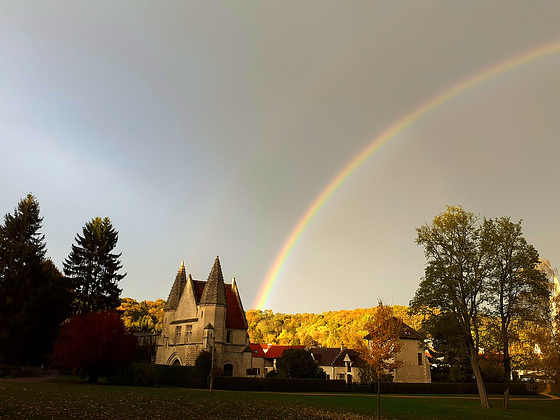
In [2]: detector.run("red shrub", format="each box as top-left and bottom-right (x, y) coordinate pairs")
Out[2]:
(53, 311), (136, 382)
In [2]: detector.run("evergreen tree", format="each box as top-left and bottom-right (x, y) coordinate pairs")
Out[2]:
(64, 217), (126, 314)
(0, 194), (72, 364)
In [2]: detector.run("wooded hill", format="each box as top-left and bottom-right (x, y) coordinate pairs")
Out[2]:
(245, 307), (426, 347)
(118, 298), (426, 348)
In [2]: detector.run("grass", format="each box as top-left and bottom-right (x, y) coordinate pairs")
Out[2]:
(0, 378), (558, 419)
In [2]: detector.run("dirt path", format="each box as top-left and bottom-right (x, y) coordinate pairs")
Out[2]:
(0, 370), (60, 383)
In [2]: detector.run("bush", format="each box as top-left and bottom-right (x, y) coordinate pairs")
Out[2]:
(152, 364), (199, 388)
(194, 350), (212, 380)
(108, 363), (156, 387)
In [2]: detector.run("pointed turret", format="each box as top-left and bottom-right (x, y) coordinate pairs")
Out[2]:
(200, 256), (226, 305)
(165, 260), (187, 310)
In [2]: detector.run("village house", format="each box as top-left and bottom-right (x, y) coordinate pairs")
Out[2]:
(308, 322), (431, 384)
(249, 344), (306, 376)
(390, 323), (431, 383)
(155, 257), (254, 376)
(308, 346), (364, 383)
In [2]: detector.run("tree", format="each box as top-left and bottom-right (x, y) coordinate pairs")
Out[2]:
(420, 312), (473, 382)
(64, 217), (126, 314)
(0, 194), (72, 364)
(532, 260), (560, 390)
(481, 217), (549, 408)
(410, 206), (491, 407)
(52, 311), (136, 382)
(276, 348), (326, 379)
(357, 301), (403, 420)
(118, 298), (165, 332)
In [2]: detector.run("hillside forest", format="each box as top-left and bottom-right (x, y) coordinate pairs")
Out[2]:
(119, 297), (549, 382)
(118, 299), (425, 347)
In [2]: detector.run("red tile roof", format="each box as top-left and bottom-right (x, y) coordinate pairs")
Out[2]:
(225, 283), (247, 329)
(192, 280), (206, 302)
(249, 343), (266, 358)
(249, 344), (305, 359)
(190, 279), (247, 330)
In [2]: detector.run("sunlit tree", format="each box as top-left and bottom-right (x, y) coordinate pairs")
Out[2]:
(357, 301), (403, 420)
(481, 217), (549, 408)
(411, 206), (490, 407)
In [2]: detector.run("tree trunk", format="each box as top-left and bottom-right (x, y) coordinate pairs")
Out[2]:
(468, 341), (491, 408)
(502, 336), (511, 409)
(377, 376), (381, 420)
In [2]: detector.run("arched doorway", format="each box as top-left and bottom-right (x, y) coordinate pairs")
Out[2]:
(172, 359), (181, 366)
(223, 363), (233, 376)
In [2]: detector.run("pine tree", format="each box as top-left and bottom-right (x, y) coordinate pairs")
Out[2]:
(0, 194), (72, 364)
(64, 217), (126, 314)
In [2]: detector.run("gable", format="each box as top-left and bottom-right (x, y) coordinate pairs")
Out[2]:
(174, 277), (199, 320)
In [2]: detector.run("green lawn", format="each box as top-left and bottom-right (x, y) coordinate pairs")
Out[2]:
(0, 379), (558, 419)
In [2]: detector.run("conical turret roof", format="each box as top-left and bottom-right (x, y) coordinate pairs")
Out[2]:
(165, 261), (187, 310)
(200, 256), (226, 305)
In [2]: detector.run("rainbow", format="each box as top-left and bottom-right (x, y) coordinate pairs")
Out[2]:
(253, 40), (560, 310)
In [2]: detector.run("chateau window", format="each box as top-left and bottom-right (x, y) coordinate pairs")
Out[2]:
(418, 353), (423, 366)
(226, 330), (232, 344)
(185, 325), (193, 343)
(175, 326), (182, 343)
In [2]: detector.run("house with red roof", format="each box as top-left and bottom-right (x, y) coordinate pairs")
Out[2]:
(249, 344), (306, 376)
(155, 257), (253, 377)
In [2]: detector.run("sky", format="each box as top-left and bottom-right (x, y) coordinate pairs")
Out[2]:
(1, 2), (559, 314)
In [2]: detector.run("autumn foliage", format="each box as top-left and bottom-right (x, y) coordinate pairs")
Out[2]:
(118, 298), (166, 332)
(245, 306), (424, 348)
(53, 311), (136, 382)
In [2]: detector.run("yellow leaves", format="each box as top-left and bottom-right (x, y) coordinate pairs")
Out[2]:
(246, 305), (427, 353)
(118, 298), (166, 332)
(360, 302), (403, 374)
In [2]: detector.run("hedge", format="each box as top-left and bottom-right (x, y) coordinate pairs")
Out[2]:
(152, 363), (202, 388)
(211, 376), (347, 393)
(114, 364), (539, 395)
(351, 381), (539, 395)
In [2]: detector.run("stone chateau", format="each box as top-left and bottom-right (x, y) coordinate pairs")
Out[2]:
(156, 257), (430, 383)
(155, 257), (253, 376)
